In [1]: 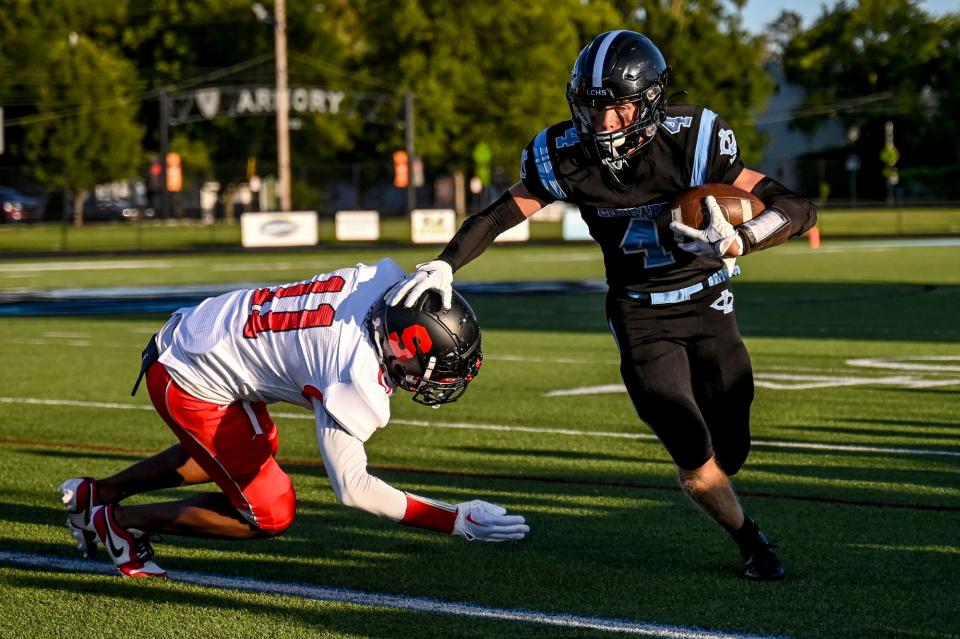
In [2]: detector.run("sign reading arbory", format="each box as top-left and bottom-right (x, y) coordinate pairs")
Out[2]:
(170, 86), (346, 125)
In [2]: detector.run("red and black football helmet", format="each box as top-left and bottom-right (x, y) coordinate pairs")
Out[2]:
(367, 289), (482, 406)
(566, 30), (670, 169)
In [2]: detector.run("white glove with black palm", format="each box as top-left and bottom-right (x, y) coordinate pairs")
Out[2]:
(452, 500), (529, 542)
(670, 195), (742, 258)
(386, 260), (454, 310)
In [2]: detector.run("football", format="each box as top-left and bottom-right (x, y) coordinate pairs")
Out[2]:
(668, 183), (765, 230)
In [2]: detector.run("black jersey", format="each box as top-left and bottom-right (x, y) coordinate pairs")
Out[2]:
(520, 104), (745, 291)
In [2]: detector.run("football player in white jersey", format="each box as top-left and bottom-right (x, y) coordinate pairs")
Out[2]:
(58, 258), (528, 578)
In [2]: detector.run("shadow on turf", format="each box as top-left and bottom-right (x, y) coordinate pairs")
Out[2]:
(26, 449), (144, 463)
(837, 417), (960, 429)
(747, 461), (958, 494)
(779, 424), (960, 441)
(443, 445), (672, 465)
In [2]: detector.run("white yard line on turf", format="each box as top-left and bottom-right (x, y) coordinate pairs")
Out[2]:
(1, 396), (958, 459)
(0, 550), (787, 639)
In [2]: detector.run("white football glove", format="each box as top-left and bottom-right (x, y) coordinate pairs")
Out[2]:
(452, 500), (529, 542)
(669, 195), (742, 258)
(386, 260), (454, 310)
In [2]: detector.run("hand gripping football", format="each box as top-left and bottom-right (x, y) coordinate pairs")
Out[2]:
(668, 183), (765, 230)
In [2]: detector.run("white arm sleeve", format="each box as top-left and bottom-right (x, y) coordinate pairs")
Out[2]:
(316, 420), (407, 521)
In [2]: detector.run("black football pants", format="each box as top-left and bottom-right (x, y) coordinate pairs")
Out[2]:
(606, 285), (754, 475)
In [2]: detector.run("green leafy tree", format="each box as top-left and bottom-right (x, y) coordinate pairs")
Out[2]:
(351, 0), (619, 182)
(783, 0), (960, 197)
(352, 0), (773, 182)
(611, 0), (775, 164)
(112, 0), (362, 188)
(1, 1), (144, 223)
(21, 40), (144, 226)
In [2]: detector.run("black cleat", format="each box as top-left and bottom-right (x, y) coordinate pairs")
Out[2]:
(730, 517), (785, 581)
(740, 533), (785, 581)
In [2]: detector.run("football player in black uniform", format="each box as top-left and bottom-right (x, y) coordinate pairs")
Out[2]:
(389, 30), (816, 580)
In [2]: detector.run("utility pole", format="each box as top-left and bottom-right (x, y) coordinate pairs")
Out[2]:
(159, 88), (171, 219)
(404, 92), (416, 214)
(274, 0), (291, 212)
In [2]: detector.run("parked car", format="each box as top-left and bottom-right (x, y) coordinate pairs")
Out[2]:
(0, 186), (44, 223)
(82, 197), (154, 222)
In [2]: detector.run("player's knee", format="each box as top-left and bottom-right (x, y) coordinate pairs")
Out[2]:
(717, 445), (749, 476)
(250, 485), (296, 536)
(677, 467), (709, 497)
(677, 456), (727, 496)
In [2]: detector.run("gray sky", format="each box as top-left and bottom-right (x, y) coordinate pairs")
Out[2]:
(740, 0), (958, 33)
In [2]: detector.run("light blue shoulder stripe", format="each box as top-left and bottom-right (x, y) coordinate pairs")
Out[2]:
(690, 109), (718, 187)
(534, 129), (566, 200)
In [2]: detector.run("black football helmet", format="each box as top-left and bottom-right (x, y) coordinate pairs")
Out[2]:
(367, 289), (482, 407)
(566, 30), (670, 170)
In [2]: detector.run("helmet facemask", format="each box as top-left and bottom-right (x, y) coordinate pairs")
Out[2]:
(406, 342), (482, 407)
(567, 81), (667, 171)
(366, 292), (483, 407)
(565, 31), (670, 178)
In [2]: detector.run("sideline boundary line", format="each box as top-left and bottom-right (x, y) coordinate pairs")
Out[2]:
(2, 436), (957, 513)
(0, 550), (786, 639)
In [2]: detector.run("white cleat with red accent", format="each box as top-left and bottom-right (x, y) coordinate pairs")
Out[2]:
(58, 477), (101, 559)
(91, 504), (167, 579)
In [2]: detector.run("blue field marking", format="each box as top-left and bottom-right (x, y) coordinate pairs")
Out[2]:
(0, 280), (609, 316)
(0, 550), (788, 638)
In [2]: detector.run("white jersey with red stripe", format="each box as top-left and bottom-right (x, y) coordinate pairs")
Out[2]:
(155, 258), (403, 441)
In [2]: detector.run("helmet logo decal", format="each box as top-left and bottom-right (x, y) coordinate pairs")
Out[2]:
(388, 324), (432, 361)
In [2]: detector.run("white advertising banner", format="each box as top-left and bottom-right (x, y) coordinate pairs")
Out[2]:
(241, 211), (318, 248)
(411, 209), (456, 244)
(335, 210), (380, 241)
(494, 218), (530, 242)
(562, 204), (592, 241)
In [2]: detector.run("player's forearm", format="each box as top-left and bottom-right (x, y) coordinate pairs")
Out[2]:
(738, 177), (818, 254)
(437, 191), (528, 272)
(317, 425), (406, 519)
(317, 425), (459, 532)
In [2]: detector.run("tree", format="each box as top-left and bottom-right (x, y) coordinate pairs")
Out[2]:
(21, 35), (144, 226)
(353, 0), (774, 181)
(0, 1), (143, 222)
(766, 10), (804, 59)
(612, 0), (776, 164)
(112, 0), (362, 185)
(782, 0), (960, 197)
(351, 0), (619, 181)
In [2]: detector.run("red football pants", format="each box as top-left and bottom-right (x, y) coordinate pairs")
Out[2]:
(146, 362), (296, 533)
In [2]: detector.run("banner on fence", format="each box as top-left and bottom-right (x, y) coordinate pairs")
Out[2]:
(241, 211), (318, 248)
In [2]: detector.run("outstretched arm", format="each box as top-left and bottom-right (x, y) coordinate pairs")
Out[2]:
(316, 423), (529, 541)
(387, 183), (546, 309)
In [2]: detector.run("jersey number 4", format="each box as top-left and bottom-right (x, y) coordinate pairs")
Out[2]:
(243, 275), (345, 339)
(620, 219), (675, 268)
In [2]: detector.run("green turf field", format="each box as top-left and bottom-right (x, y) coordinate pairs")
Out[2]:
(1, 239), (959, 638)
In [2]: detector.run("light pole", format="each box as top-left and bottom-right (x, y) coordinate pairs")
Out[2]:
(253, 1), (291, 212)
